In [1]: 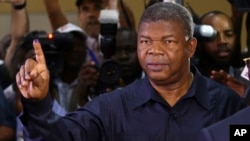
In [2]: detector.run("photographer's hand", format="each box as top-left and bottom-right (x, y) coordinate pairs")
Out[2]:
(76, 61), (99, 106)
(210, 70), (246, 97)
(16, 40), (50, 100)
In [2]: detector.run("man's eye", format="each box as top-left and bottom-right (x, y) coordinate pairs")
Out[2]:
(81, 7), (88, 12)
(140, 40), (151, 44)
(163, 40), (176, 44)
(94, 4), (103, 10)
(225, 33), (234, 38)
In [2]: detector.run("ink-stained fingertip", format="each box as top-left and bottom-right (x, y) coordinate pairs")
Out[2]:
(33, 39), (39, 44)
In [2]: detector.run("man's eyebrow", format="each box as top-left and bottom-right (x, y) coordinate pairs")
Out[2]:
(161, 34), (175, 39)
(138, 35), (151, 39)
(224, 29), (234, 33)
(139, 34), (175, 40)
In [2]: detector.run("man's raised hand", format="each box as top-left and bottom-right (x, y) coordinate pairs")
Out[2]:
(16, 39), (50, 100)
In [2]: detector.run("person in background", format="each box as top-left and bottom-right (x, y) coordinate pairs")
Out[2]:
(228, 0), (250, 64)
(197, 58), (250, 141)
(0, 0), (28, 140)
(4, 29), (84, 140)
(0, 0), (28, 90)
(16, 2), (247, 141)
(195, 11), (249, 98)
(43, 0), (136, 64)
(112, 27), (143, 86)
(50, 28), (88, 112)
(1, 0), (29, 77)
(76, 27), (143, 106)
(0, 34), (11, 88)
(0, 85), (16, 141)
(0, 34), (11, 62)
(42, 0), (136, 107)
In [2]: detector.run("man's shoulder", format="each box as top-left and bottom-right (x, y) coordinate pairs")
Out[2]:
(198, 107), (250, 141)
(196, 69), (237, 95)
(205, 76), (246, 108)
(194, 68), (246, 114)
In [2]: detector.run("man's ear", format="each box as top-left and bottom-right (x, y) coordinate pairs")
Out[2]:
(187, 37), (197, 58)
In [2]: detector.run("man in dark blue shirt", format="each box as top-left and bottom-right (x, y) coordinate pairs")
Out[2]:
(16, 2), (247, 141)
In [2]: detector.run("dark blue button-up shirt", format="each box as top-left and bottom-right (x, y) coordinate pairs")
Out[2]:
(21, 67), (247, 141)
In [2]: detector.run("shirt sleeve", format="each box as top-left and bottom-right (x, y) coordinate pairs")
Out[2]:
(20, 95), (72, 141)
(20, 94), (105, 141)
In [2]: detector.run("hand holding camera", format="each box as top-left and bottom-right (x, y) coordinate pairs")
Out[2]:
(76, 61), (99, 105)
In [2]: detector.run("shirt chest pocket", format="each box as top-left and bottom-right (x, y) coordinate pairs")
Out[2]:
(114, 133), (150, 141)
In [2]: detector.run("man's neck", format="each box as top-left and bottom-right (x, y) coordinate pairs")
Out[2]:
(151, 72), (194, 107)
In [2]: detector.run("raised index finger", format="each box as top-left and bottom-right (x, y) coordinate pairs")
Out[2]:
(33, 39), (46, 65)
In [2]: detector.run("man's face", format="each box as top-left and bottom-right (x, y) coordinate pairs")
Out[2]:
(137, 21), (196, 85)
(64, 36), (87, 70)
(201, 14), (236, 64)
(77, 0), (105, 39)
(112, 29), (139, 79)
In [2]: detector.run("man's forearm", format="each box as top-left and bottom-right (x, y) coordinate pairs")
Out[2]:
(5, 0), (29, 73)
(43, 0), (68, 31)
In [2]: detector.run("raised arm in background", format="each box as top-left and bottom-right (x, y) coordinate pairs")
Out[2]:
(42, 0), (68, 31)
(43, 0), (135, 32)
(3, 0), (29, 79)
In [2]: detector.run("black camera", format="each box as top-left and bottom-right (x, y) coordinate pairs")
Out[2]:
(228, 0), (250, 12)
(91, 10), (121, 95)
(193, 24), (217, 41)
(20, 30), (74, 75)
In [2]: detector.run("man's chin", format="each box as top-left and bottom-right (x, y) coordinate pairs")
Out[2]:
(86, 27), (100, 38)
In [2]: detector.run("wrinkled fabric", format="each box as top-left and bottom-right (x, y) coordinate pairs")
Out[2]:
(21, 66), (247, 141)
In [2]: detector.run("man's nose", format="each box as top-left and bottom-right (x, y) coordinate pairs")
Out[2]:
(148, 41), (164, 55)
(217, 33), (227, 44)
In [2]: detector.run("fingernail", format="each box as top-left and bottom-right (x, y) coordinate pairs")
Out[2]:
(33, 39), (39, 44)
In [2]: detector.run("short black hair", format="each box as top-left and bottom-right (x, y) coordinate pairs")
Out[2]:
(75, 0), (82, 7)
(139, 2), (194, 38)
(199, 10), (234, 32)
(200, 10), (231, 23)
(75, 0), (104, 7)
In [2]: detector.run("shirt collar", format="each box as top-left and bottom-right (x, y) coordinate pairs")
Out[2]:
(127, 65), (211, 111)
(189, 66), (210, 110)
(126, 77), (155, 109)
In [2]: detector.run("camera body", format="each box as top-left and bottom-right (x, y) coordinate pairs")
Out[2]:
(20, 30), (74, 75)
(95, 23), (121, 94)
(91, 15), (121, 95)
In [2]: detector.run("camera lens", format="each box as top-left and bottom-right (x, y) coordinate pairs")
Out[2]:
(99, 59), (121, 85)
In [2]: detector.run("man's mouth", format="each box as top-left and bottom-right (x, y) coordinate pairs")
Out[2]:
(218, 50), (230, 57)
(88, 21), (99, 25)
(216, 46), (232, 58)
(147, 63), (167, 71)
